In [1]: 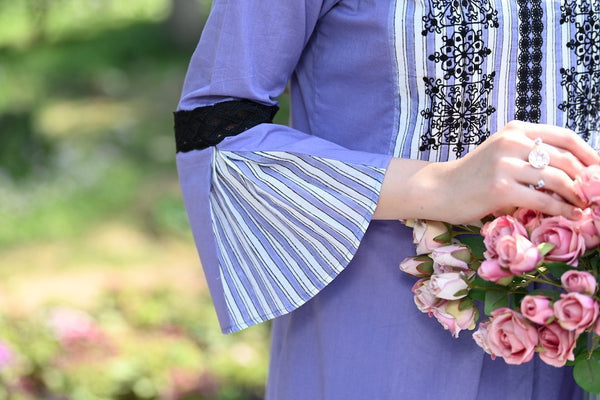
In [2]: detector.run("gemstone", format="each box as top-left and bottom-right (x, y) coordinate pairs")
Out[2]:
(528, 145), (550, 168)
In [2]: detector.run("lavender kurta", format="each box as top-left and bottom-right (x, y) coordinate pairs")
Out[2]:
(176, 0), (599, 398)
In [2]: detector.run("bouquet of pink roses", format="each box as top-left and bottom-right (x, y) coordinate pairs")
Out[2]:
(400, 165), (600, 393)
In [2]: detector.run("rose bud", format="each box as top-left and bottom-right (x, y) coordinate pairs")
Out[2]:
(413, 220), (450, 255)
(554, 292), (599, 334)
(429, 272), (469, 300)
(561, 270), (597, 295)
(520, 295), (554, 325)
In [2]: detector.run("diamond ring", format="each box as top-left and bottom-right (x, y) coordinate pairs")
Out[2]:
(528, 138), (550, 169)
(528, 179), (546, 190)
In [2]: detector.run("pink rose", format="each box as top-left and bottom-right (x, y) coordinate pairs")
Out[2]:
(520, 295), (554, 325)
(412, 279), (442, 313)
(399, 256), (433, 277)
(595, 317), (600, 336)
(429, 272), (469, 300)
(574, 208), (600, 249)
(512, 208), (543, 233)
(561, 270), (597, 295)
(431, 245), (472, 272)
(537, 322), (577, 367)
(554, 292), (599, 333)
(473, 321), (496, 358)
(481, 216), (528, 259)
(477, 259), (513, 284)
(413, 220), (450, 255)
(495, 233), (541, 274)
(530, 216), (586, 266)
(575, 164), (600, 205)
(590, 203), (600, 238)
(431, 299), (477, 338)
(486, 308), (539, 364)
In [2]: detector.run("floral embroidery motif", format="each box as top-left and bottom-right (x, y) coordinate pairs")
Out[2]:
(559, 1), (600, 139)
(420, 0), (499, 158)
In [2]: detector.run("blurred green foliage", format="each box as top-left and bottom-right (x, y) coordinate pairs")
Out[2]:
(0, 288), (269, 399)
(0, 0), (281, 398)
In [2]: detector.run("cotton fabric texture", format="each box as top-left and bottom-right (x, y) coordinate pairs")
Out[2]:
(176, 0), (598, 398)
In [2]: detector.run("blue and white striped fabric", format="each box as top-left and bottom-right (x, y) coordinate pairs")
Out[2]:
(210, 148), (385, 331)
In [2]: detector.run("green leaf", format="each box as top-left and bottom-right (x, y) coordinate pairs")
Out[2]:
(458, 235), (486, 259)
(545, 262), (573, 279)
(459, 297), (474, 311)
(468, 288), (486, 302)
(574, 358), (600, 393)
(471, 276), (508, 290)
(434, 230), (452, 244)
(484, 291), (510, 315)
(537, 242), (555, 256)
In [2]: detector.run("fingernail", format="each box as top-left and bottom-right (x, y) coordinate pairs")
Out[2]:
(572, 208), (583, 219)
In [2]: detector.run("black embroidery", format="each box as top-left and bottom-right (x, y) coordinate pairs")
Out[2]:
(515, 0), (544, 123)
(559, 1), (600, 139)
(422, 0), (499, 35)
(420, 0), (498, 158)
(173, 100), (279, 153)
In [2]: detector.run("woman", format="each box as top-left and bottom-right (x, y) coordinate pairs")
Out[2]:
(174, 1), (600, 398)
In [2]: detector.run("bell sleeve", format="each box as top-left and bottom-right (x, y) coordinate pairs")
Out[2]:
(175, 0), (393, 333)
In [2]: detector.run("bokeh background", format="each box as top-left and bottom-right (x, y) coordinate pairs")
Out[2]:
(0, 1), (280, 398)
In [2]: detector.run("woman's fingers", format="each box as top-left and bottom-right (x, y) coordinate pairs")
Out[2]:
(507, 183), (583, 220)
(509, 120), (600, 166)
(509, 160), (586, 209)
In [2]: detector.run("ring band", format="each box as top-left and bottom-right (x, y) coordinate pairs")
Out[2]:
(528, 179), (546, 190)
(528, 138), (550, 169)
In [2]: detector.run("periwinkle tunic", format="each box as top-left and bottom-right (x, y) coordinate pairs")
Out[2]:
(176, 0), (599, 398)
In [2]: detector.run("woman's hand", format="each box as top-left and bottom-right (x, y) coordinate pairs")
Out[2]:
(373, 121), (600, 224)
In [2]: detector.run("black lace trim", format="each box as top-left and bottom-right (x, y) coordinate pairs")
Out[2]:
(515, 0), (543, 123)
(173, 100), (279, 153)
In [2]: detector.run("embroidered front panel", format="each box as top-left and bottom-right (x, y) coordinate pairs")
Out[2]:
(558, 1), (600, 140)
(394, 0), (499, 161)
(392, 0), (600, 162)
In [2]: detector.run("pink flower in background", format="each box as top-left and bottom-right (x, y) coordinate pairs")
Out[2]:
(537, 322), (577, 367)
(413, 220), (449, 255)
(0, 340), (14, 370)
(512, 208), (543, 233)
(486, 308), (538, 364)
(554, 293), (599, 334)
(47, 307), (104, 349)
(429, 272), (469, 300)
(430, 300), (477, 338)
(561, 270), (597, 295)
(520, 295), (554, 325)
(530, 216), (586, 266)
(574, 164), (600, 205)
(481, 216), (527, 259)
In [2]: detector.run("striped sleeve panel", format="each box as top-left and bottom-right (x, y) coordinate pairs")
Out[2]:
(210, 148), (385, 332)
